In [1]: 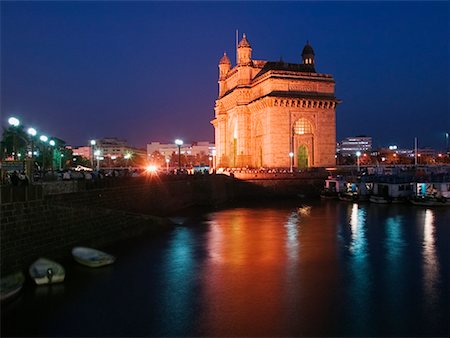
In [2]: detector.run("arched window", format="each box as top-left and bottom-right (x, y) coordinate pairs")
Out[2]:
(294, 118), (313, 135)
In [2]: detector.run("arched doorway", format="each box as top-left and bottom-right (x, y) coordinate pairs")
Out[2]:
(293, 117), (314, 168)
(298, 145), (308, 169)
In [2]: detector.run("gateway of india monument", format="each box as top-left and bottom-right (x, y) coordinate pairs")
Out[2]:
(211, 34), (340, 169)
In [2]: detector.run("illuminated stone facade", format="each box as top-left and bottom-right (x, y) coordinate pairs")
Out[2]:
(211, 34), (340, 168)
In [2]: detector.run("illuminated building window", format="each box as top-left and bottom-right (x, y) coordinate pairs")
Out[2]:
(294, 118), (313, 135)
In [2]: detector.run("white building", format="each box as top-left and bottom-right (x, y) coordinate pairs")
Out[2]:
(147, 141), (215, 159)
(337, 136), (372, 155)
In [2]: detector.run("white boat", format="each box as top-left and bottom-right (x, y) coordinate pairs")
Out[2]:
(72, 247), (116, 268)
(29, 258), (65, 285)
(1, 272), (25, 302)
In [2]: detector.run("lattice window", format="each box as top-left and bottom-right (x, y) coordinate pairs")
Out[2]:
(294, 118), (313, 135)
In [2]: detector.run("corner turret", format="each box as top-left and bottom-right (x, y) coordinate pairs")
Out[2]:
(237, 33), (252, 65)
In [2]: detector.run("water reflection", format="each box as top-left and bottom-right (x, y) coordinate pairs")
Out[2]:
(347, 203), (370, 333)
(201, 209), (287, 336)
(422, 209), (439, 311)
(161, 228), (197, 335)
(284, 211), (300, 263)
(384, 215), (406, 330)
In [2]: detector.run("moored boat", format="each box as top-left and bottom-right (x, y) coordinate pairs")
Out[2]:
(29, 258), (65, 285)
(369, 195), (390, 204)
(410, 196), (449, 207)
(339, 192), (359, 202)
(1, 272), (25, 302)
(72, 247), (116, 268)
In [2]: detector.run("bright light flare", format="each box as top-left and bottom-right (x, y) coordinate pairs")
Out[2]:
(146, 165), (158, 173)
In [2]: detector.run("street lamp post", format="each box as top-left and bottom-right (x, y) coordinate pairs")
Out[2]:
(40, 135), (48, 171)
(90, 140), (96, 169)
(175, 139), (183, 171)
(166, 158), (170, 173)
(289, 152), (294, 173)
(27, 128), (37, 160)
(8, 117), (20, 159)
(356, 151), (361, 172)
(49, 140), (56, 171)
(94, 149), (101, 171)
(212, 149), (216, 172)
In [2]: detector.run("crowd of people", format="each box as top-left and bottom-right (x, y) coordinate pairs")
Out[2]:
(3, 170), (30, 186)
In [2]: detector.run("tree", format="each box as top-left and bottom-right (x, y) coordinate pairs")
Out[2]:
(0, 125), (28, 160)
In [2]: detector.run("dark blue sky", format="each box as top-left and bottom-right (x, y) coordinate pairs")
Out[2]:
(1, 1), (448, 149)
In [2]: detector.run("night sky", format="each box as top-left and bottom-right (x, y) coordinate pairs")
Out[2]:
(1, 1), (448, 150)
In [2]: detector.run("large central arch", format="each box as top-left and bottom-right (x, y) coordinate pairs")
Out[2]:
(293, 117), (315, 168)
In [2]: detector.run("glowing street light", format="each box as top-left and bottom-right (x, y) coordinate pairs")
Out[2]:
(49, 140), (56, 146)
(289, 152), (294, 173)
(175, 139), (183, 171)
(27, 127), (37, 136)
(8, 117), (20, 127)
(40, 135), (48, 142)
(90, 140), (96, 146)
(165, 158), (170, 173)
(356, 151), (361, 172)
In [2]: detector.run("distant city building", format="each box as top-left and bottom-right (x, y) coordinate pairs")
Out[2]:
(72, 146), (91, 158)
(212, 34), (339, 169)
(73, 138), (145, 159)
(337, 136), (372, 155)
(96, 137), (128, 158)
(147, 141), (215, 159)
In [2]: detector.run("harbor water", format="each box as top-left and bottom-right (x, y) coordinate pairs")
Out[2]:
(2, 200), (449, 337)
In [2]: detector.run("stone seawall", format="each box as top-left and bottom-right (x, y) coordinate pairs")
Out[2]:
(1, 174), (324, 275)
(0, 199), (170, 275)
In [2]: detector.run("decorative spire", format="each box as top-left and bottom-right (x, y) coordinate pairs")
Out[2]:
(219, 52), (231, 64)
(238, 33), (251, 48)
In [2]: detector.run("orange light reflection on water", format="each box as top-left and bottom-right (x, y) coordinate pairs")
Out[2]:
(199, 205), (340, 336)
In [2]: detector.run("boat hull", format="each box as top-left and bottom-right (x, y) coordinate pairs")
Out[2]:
(370, 196), (390, 204)
(72, 247), (116, 268)
(1, 272), (25, 302)
(29, 258), (65, 285)
(410, 197), (449, 206)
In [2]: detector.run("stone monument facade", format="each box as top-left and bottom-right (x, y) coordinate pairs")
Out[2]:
(211, 34), (340, 169)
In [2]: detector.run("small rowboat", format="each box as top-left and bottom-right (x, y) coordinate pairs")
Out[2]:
(29, 258), (65, 285)
(1, 272), (25, 302)
(72, 247), (116, 268)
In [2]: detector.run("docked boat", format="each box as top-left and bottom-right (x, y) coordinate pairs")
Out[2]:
(1, 272), (25, 302)
(410, 196), (449, 207)
(320, 176), (345, 199)
(72, 247), (116, 268)
(338, 192), (359, 202)
(369, 195), (390, 204)
(29, 258), (65, 285)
